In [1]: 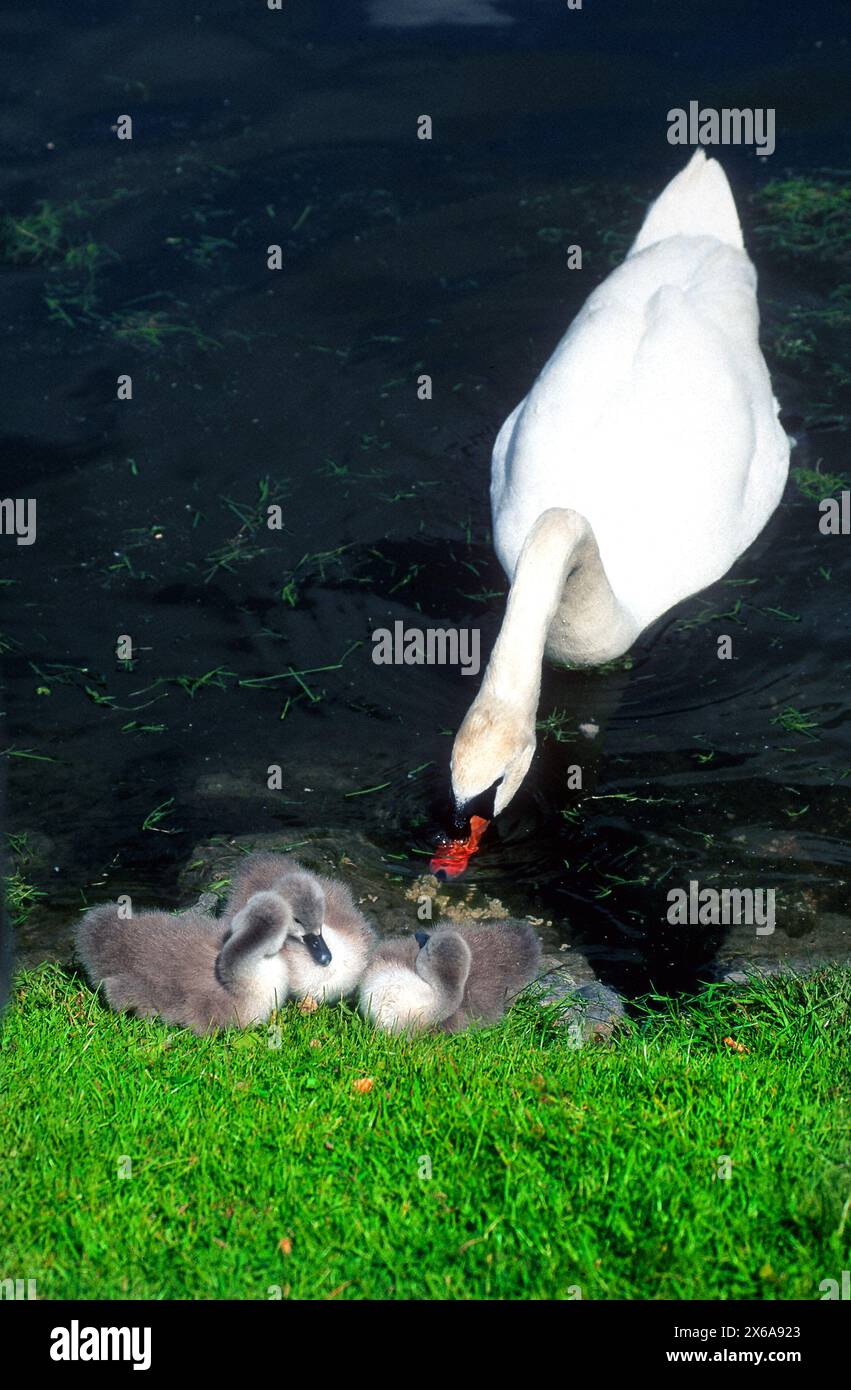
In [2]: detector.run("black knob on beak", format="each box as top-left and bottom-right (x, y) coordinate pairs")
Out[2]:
(415, 931), (430, 949)
(452, 777), (502, 834)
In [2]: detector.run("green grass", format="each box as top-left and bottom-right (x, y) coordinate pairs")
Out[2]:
(1, 965), (849, 1300)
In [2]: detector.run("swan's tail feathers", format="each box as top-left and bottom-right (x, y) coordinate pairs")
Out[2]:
(629, 149), (744, 256)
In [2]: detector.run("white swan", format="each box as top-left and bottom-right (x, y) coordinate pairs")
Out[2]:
(451, 150), (790, 818)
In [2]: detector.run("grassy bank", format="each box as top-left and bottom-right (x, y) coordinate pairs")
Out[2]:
(1, 964), (849, 1300)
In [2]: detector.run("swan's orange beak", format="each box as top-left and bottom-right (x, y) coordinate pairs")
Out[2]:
(429, 815), (490, 879)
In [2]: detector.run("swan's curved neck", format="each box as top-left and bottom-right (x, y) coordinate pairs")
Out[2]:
(483, 508), (637, 708)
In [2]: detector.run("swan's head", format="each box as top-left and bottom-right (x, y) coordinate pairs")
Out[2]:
(450, 699), (535, 821)
(275, 872), (332, 967)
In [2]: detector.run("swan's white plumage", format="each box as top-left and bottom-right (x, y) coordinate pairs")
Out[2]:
(491, 150), (789, 635)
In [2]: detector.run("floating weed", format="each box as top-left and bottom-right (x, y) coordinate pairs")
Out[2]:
(164, 233), (236, 269)
(317, 458), (349, 479)
(204, 477), (288, 581)
(766, 285), (851, 430)
(4, 869), (47, 927)
(45, 240), (118, 323)
(84, 685), (116, 708)
(0, 746), (58, 763)
(675, 597), (746, 631)
(110, 310), (221, 352)
(237, 643), (363, 704)
(0, 195), (135, 327)
(106, 553), (140, 579)
(752, 178), (851, 267)
(141, 798), (182, 834)
(172, 667), (234, 699)
(0, 200), (70, 263)
(791, 464), (850, 501)
(771, 706), (821, 740)
(344, 781), (392, 798)
(291, 204), (312, 233)
(594, 653), (634, 674)
(589, 792), (670, 807)
(5, 831), (32, 862)
(593, 870), (651, 899)
(537, 709), (578, 743)
(406, 761), (434, 780)
(5, 830), (45, 927)
(0, 191), (131, 263)
(558, 650), (631, 672)
(772, 327), (817, 363)
(277, 543), (356, 600)
(459, 588), (505, 604)
(757, 605), (801, 623)
(387, 563), (424, 595)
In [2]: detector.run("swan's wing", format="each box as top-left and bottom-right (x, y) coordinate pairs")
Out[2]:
(491, 237), (788, 627)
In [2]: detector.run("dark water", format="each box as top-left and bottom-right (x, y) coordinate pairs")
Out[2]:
(2, 0), (850, 993)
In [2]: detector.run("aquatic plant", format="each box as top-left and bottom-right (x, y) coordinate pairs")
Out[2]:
(203, 477), (288, 581)
(3, 833), (46, 928)
(4, 870), (46, 927)
(752, 178), (851, 268)
(536, 708), (579, 743)
(791, 464), (850, 501)
(110, 310), (221, 351)
(0, 193), (130, 324)
(771, 706), (821, 739)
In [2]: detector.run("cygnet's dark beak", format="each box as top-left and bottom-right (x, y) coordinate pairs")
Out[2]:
(302, 932), (332, 966)
(415, 931), (430, 949)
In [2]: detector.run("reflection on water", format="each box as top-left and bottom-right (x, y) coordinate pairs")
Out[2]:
(368, 0), (513, 27)
(2, 0), (849, 994)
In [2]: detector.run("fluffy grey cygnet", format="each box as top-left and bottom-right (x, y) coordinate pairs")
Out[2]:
(358, 919), (541, 1035)
(222, 853), (376, 1003)
(75, 890), (306, 1034)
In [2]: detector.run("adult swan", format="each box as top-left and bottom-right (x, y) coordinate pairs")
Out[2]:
(450, 150), (790, 821)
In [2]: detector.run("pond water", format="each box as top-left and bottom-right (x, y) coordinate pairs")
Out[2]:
(2, 0), (850, 995)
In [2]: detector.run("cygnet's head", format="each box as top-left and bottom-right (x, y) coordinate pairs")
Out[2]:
(276, 872), (331, 966)
(450, 700), (535, 822)
(414, 930), (472, 995)
(221, 890), (295, 955)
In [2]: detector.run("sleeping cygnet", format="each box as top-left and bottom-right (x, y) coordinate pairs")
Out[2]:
(75, 890), (316, 1034)
(222, 853), (375, 1003)
(358, 931), (471, 1036)
(358, 919), (542, 1036)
